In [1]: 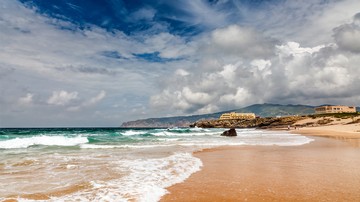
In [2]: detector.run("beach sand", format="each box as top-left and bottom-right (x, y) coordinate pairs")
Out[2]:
(161, 124), (360, 201)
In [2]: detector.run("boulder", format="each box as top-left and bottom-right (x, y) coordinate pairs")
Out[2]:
(221, 128), (237, 136)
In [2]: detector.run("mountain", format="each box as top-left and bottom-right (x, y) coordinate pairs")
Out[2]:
(121, 103), (316, 127)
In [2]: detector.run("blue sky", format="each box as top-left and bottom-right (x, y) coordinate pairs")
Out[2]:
(1, 0), (360, 127)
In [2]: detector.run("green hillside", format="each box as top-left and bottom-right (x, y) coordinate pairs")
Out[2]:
(235, 103), (315, 117)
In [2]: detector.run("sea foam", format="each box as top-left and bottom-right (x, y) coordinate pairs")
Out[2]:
(53, 153), (202, 202)
(0, 135), (88, 149)
(122, 130), (146, 136)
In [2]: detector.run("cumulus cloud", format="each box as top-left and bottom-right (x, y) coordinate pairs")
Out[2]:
(219, 87), (251, 106)
(151, 16), (360, 115)
(182, 87), (214, 106)
(47, 91), (78, 106)
(150, 60), (262, 114)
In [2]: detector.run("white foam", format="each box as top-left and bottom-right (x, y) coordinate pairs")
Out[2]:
(53, 153), (202, 202)
(151, 131), (220, 137)
(0, 135), (88, 149)
(118, 152), (202, 201)
(81, 130), (313, 150)
(156, 138), (181, 142)
(235, 130), (314, 146)
(80, 143), (174, 149)
(66, 164), (77, 169)
(122, 130), (146, 136)
(189, 127), (208, 132)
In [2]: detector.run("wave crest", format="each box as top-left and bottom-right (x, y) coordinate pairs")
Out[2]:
(0, 135), (88, 149)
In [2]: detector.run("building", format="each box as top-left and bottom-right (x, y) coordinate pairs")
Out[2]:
(315, 105), (356, 114)
(219, 112), (256, 120)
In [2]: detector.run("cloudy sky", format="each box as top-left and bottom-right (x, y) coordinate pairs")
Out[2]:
(1, 0), (360, 127)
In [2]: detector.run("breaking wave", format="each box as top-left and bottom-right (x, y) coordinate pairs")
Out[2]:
(0, 135), (88, 149)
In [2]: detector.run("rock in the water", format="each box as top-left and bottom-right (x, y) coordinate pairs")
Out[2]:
(221, 128), (237, 136)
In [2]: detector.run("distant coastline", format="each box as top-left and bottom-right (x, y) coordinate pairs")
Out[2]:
(121, 103), (317, 127)
(122, 103), (359, 128)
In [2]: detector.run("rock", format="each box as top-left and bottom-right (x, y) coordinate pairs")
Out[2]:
(189, 123), (196, 128)
(193, 116), (306, 129)
(221, 128), (237, 136)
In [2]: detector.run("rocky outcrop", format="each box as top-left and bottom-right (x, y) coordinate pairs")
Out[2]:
(191, 116), (306, 129)
(221, 128), (237, 136)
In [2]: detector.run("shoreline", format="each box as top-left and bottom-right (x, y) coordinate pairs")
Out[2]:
(161, 124), (360, 201)
(290, 123), (360, 147)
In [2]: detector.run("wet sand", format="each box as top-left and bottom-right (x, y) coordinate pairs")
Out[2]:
(293, 124), (360, 147)
(161, 129), (360, 201)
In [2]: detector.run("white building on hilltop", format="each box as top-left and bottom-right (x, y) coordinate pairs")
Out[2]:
(219, 112), (256, 120)
(315, 105), (356, 114)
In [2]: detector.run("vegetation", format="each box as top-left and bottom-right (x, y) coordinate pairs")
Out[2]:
(192, 116), (306, 129)
(308, 112), (360, 119)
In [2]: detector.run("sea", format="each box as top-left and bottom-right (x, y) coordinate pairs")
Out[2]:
(0, 127), (313, 201)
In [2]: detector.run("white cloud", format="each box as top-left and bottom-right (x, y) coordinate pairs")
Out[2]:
(163, 0), (229, 29)
(276, 42), (325, 56)
(219, 64), (237, 82)
(18, 93), (33, 106)
(47, 91), (78, 106)
(67, 90), (106, 111)
(219, 87), (251, 105)
(151, 16), (360, 115)
(210, 25), (275, 58)
(88, 90), (106, 105)
(175, 69), (190, 76)
(130, 7), (156, 21)
(143, 32), (196, 59)
(182, 87), (213, 105)
(242, 0), (360, 46)
(333, 13), (360, 53)
(197, 104), (219, 114)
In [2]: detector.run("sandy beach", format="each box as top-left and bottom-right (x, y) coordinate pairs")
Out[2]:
(161, 121), (360, 201)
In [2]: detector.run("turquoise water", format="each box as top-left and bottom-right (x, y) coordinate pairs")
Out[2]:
(0, 127), (313, 201)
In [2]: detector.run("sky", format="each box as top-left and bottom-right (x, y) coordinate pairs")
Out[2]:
(1, 0), (360, 127)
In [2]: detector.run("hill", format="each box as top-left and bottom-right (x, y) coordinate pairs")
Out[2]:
(121, 103), (315, 127)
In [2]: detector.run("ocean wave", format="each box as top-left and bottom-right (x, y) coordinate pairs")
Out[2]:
(151, 131), (220, 137)
(165, 127), (211, 133)
(54, 152), (202, 202)
(162, 128), (209, 133)
(80, 143), (174, 149)
(121, 130), (147, 136)
(0, 135), (88, 149)
(119, 128), (218, 137)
